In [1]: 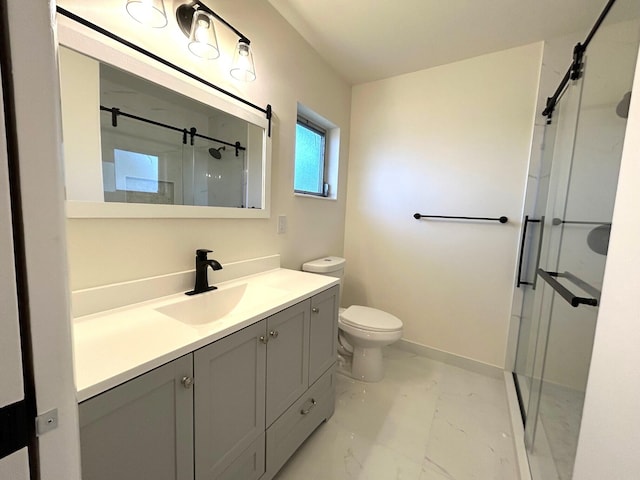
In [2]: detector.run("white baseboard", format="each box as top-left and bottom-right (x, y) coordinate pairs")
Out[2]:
(394, 338), (504, 379)
(72, 254), (280, 317)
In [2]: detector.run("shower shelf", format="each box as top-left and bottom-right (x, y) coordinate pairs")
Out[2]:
(537, 269), (599, 307)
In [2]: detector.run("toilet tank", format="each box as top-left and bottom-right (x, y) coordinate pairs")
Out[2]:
(302, 256), (346, 299)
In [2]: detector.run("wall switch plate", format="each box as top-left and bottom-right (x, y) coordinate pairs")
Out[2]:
(277, 215), (287, 234)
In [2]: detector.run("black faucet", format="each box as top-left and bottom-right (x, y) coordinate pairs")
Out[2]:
(186, 249), (223, 296)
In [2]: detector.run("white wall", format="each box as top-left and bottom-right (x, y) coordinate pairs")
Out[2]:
(0, 450), (29, 480)
(0, 47), (29, 480)
(58, 47), (103, 202)
(6, 1), (82, 478)
(57, 0), (351, 290)
(0, 55), (24, 410)
(344, 44), (543, 368)
(572, 41), (640, 480)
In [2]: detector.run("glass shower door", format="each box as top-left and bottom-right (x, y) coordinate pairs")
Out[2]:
(511, 115), (558, 421)
(193, 138), (246, 208)
(183, 138), (247, 208)
(523, 6), (640, 479)
(523, 77), (587, 480)
(512, 60), (585, 423)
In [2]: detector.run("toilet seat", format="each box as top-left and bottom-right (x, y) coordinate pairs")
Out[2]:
(340, 306), (403, 332)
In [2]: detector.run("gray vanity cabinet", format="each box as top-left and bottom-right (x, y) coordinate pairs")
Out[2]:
(194, 320), (267, 480)
(78, 284), (339, 480)
(78, 354), (194, 480)
(263, 284), (339, 480)
(309, 285), (339, 385)
(265, 299), (310, 427)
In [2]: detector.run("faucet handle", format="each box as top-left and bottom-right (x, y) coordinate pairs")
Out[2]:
(196, 249), (213, 260)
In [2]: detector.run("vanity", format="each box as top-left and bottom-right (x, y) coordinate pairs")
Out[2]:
(73, 267), (339, 480)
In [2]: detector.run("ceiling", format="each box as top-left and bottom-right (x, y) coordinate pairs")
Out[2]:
(267, 0), (618, 84)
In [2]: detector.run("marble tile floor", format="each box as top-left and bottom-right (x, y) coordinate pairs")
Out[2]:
(274, 347), (519, 480)
(537, 382), (584, 480)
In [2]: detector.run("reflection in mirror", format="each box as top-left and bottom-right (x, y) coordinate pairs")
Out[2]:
(99, 62), (256, 208)
(58, 44), (268, 218)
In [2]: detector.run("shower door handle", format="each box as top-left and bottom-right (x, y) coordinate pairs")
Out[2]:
(516, 216), (543, 288)
(536, 269), (599, 307)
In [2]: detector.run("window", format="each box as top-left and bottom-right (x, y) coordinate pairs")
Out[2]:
(294, 103), (340, 200)
(112, 149), (159, 193)
(294, 117), (328, 196)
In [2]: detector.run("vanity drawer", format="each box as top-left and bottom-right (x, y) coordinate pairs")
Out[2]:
(264, 367), (335, 478)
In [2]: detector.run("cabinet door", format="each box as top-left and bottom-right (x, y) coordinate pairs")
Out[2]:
(217, 433), (265, 480)
(79, 354), (194, 480)
(266, 299), (310, 427)
(194, 320), (266, 480)
(309, 285), (339, 385)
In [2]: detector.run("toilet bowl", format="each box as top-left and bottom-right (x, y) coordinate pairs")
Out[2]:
(339, 306), (403, 382)
(302, 257), (404, 382)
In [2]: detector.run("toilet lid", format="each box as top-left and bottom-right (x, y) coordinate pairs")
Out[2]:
(340, 306), (403, 332)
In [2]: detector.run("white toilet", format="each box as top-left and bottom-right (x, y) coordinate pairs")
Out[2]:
(302, 257), (403, 382)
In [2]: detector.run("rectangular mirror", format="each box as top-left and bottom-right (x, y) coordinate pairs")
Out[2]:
(57, 23), (271, 218)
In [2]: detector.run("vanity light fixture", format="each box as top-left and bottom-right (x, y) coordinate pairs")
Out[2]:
(187, 8), (219, 59)
(59, 5), (272, 134)
(230, 39), (256, 82)
(175, 1), (256, 81)
(125, 0), (168, 28)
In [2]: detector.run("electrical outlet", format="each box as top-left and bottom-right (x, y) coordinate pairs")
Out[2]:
(277, 215), (287, 234)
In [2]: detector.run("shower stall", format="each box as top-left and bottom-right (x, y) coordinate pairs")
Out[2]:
(511, 0), (640, 478)
(94, 59), (252, 209)
(100, 108), (248, 209)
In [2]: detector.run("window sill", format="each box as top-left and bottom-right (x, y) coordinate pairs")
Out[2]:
(294, 192), (337, 201)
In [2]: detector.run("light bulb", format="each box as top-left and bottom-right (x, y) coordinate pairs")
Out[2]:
(188, 10), (219, 59)
(195, 19), (209, 43)
(230, 40), (256, 82)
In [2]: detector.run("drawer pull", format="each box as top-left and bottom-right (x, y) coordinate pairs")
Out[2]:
(259, 335), (268, 344)
(300, 398), (317, 415)
(269, 330), (279, 339)
(181, 376), (193, 389)
(312, 307), (319, 313)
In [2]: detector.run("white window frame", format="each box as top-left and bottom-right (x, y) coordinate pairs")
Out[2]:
(294, 103), (340, 201)
(294, 115), (328, 197)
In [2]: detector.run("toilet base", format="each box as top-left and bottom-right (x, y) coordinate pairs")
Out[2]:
(336, 353), (352, 378)
(350, 346), (384, 382)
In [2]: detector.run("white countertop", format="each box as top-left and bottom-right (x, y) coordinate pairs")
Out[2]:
(73, 268), (338, 402)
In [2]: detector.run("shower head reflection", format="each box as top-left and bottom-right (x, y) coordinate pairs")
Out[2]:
(208, 146), (226, 159)
(616, 91), (631, 119)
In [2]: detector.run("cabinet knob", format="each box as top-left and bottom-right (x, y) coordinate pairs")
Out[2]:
(312, 307), (319, 313)
(181, 376), (193, 389)
(269, 330), (279, 339)
(259, 335), (268, 344)
(300, 398), (317, 415)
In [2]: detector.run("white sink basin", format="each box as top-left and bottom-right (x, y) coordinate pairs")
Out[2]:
(155, 283), (286, 325)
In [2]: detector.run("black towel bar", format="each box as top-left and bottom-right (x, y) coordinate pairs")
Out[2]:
(537, 269), (599, 307)
(413, 213), (508, 223)
(552, 218), (611, 226)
